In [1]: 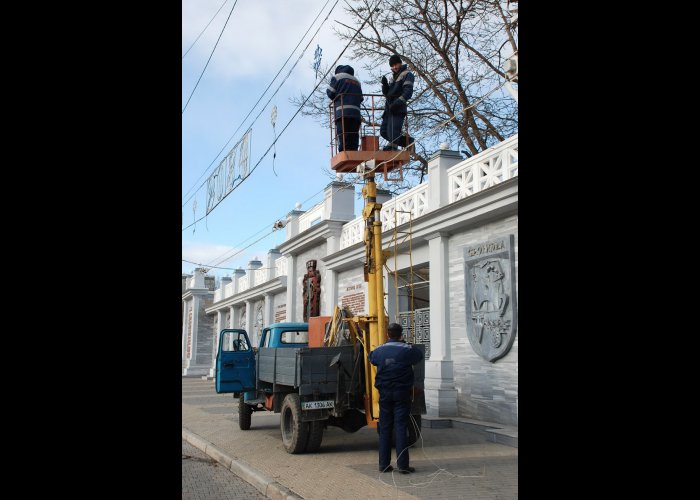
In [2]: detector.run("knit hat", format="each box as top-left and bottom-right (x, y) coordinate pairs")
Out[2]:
(387, 323), (403, 337)
(389, 54), (402, 66)
(335, 64), (354, 75)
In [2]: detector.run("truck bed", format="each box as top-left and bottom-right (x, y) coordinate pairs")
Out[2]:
(257, 345), (356, 395)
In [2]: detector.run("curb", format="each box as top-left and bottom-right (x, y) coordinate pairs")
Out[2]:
(182, 428), (303, 499)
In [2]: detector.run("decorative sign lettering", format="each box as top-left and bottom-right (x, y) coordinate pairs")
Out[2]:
(313, 44), (322, 79)
(464, 235), (517, 362)
(206, 129), (252, 215)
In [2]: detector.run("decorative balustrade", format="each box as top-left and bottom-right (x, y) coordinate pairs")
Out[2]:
(381, 184), (429, 231)
(209, 134), (517, 300)
(254, 267), (268, 285)
(298, 202), (325, 232)
(340, 217), (364, 249)
(275, 256), (288, 277)
(448, 134), (518, 203)
(238, 275), (249, 292)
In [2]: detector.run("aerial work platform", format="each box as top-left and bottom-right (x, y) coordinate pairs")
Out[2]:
(328, 93), (411, 179)
(330, 148), (410, 175)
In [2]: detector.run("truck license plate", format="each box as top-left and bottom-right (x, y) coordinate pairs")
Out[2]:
(302, 400), (334, 410)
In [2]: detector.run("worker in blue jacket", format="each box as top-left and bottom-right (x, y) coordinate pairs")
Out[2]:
(326, 65), (363, 152)
(369, 322), (424, 474)
(380, 54), (415, 151)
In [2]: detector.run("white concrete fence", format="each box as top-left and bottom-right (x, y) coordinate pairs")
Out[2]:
(191, 134), (518, 297)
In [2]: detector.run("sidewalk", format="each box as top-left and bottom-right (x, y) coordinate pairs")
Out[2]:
(182, 377), (517, 499)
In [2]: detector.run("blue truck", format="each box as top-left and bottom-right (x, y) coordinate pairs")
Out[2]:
(215, 322), (425, 454)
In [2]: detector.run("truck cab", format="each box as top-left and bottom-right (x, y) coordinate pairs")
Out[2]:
(214, 323), (308, 395)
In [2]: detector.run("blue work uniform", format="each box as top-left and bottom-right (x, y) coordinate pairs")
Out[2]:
(380, 64), (415, 149)
(369, 338), (424, 471)
(326, 65), (363, 152)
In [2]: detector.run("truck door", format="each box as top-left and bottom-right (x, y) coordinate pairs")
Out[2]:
(215, 329), (256, 394)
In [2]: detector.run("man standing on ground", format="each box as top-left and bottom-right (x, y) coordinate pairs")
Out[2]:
(369, 322), (424, 474)
(380, 54), (415, 151)
(326, 65), (363, 152)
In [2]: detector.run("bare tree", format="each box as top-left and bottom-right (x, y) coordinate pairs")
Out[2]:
(293, 0), (517, 192)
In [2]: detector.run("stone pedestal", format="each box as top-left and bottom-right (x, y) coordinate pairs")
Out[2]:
(424, 360), (458, 416)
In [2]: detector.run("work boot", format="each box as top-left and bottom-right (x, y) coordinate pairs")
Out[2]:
(379, 465), (394, 472)
(396, 466), (415, 474)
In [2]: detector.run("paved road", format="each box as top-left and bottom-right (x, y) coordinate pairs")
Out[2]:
(183, 377), (517, 499)
(183, 439), (268, 500)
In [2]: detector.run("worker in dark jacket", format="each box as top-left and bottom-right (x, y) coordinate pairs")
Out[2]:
(380, 54), (415, 151)
(369, 322), (424, 474)
(326, 64), (363, 152)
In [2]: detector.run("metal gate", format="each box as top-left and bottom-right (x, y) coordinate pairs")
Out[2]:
(399, 307), (430, 359)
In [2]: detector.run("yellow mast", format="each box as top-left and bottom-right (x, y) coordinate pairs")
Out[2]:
(357, 171), (388, 425)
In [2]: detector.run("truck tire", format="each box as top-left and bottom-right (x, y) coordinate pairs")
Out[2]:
(239, 396), (252, 430)
(280, 393), (308, 454)
(305, 420), (324, 453)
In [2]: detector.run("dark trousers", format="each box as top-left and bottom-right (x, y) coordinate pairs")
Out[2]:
(336, 117), (360, 152)
(380, 110), (407, 148)
(378, 389), (412, 470)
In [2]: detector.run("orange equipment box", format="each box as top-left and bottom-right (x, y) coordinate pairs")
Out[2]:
(308, 316), (331, 347)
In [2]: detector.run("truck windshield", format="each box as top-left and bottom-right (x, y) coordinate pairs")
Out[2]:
(280, 330), (308, 344)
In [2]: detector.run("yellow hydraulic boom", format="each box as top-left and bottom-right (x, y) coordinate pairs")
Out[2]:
(328, 95), (411, 428)
(343, 170), (392, 428)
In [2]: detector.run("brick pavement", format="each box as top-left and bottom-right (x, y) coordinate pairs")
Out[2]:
(182, 377), (517, 499)
(183, 439), (268, 500)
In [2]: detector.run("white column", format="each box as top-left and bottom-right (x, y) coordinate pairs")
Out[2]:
(324, 269), (337, 315)
(182, 295), (200, 375)
(424, 231), (458, 416)
(386, 273), (399, 323)
(324, 221), (344, 315)
(427, 148), (462, 212)
(208, 310), (224, 378)
(228, 306), (235, 328)
(245, 300), (254, 344)
(323, 181), (355, 221)
(264, 293), (274, 327)
(182, 299), (191, 370)
(285, 254), (297, 322)
(286, 210), (304, 239)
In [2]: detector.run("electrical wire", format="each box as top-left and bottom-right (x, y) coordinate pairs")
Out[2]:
(181, 0), (337, 206)
(182, 259), (237, 271)
(185, 72), (509, 277)
(183, 80), (509, 282)
(182, 229), (276, 271)
(182, 0), (239, 115)
(182, 0), (229, 60)
(182, 0), (383, 231)
(205, 225), (272, 269)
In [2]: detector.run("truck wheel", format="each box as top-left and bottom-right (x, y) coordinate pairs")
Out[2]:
(305, 420), (324, 453)
(407, 414), (422, 446)
(280, 394), (308, 454)
(238, 396), (252, 430)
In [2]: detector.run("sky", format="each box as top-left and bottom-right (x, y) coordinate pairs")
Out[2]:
(182, 0), (376, 280)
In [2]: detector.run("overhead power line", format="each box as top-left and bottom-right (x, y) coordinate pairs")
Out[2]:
(183, 229), (276, 271)
(182, 0), (230, 60)
(182, 0), (239, 115)
(185, 76), (510, 276)
(182, 1), (382, 231)
(181, 0), (337, 207)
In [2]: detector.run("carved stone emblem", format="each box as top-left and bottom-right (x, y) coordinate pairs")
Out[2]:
(464, 235), (517, 362)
